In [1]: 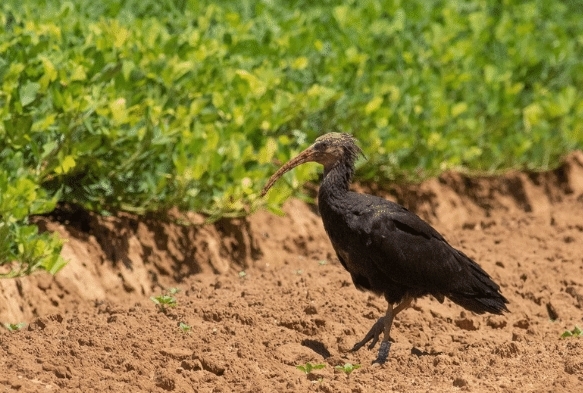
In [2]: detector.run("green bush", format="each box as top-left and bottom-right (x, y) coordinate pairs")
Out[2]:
(0, 150), (65, 277)
(1, 0), (582, 275)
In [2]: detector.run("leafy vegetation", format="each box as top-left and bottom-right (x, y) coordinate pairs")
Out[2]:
(335, 363), (361, 375)
(1, 0), (582, 275)
(3, 322), (26, 332)
(178, 322), (191, 333)
(561, 326), (582, 338)
(296, 362), (326, 374)
(150, 288), (180, 312)
(0, 151), (66, 277)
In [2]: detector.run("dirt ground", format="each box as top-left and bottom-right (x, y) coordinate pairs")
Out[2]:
(1, 152), (583, 393)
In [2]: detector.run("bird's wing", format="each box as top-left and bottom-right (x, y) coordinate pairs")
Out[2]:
(348, 198), (473, 292)
(342, 194), (506, 313)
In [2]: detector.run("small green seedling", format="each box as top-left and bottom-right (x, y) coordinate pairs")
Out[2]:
(335, 363), (361, 375)
(296, 362), (326, 374)
(318, 260), (327, 266)
(167, 287), (180, 295)
(4, 322), (26, 332)
(561, 326), (582, 338)
(295, 269), (303, 275)
(151, 288), (179, 312)
(150, 294), (177, 311)
(179, 322), (191, 333)
(238, 271), (247, 278)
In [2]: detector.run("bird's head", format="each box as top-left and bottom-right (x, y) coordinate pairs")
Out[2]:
(261, 132), (363, 196)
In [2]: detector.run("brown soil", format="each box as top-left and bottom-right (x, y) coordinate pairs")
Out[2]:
(2, 152), (583, 393)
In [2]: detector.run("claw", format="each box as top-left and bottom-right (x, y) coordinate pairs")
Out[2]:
(350, 317), (385, 352)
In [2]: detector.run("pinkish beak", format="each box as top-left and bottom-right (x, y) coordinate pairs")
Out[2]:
(261, 146), (318, 197)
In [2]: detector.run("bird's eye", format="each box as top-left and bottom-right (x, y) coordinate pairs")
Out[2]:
(313, 141), (327, 151)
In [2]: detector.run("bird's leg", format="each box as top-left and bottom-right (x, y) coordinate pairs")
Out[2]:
(374, 297), (412, 364)
(351, 297), (412, 364)
(374, 303), (395, 364)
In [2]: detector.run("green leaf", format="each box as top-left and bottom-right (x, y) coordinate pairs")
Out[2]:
(562, 326), (582, 338)
(333, 5), (349, 29)
(4, 322), (26, 332)
(365, 96), (384, 115)
(19, 82), (40, 107)
(335, 363), (361, 374)
(451, 102), (468, 118)
(150, 295), (177, 308)
(54, 155), (77, 175)
(296, 362), (326, 374)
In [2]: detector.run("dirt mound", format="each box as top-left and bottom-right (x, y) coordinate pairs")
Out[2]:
(1, 152), (583, 392)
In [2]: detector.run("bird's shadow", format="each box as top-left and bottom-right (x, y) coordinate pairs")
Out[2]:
(411, 347), (443, 357)
(301, 339), (331, 359)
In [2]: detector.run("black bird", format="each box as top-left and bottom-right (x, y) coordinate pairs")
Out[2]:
(261, 132), (509, 364)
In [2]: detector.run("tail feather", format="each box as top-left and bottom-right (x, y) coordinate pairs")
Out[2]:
(448, 293), (509, 315)
(447, 249), (509, 315)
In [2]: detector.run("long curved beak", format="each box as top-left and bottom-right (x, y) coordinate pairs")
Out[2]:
(261, 146), (318, 197)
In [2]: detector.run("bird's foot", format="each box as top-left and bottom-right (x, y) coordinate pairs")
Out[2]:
(372, 341), (391, 365)
(350, 317), (385, 352)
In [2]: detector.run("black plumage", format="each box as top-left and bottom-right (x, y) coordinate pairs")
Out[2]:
(262, 132), (509, 364)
